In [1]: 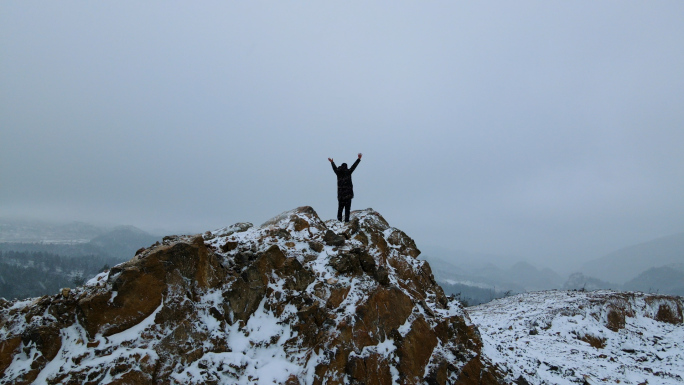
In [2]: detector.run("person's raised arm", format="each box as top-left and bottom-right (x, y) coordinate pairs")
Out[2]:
(328, 158), (337, 172)
(349, 153), (362, 173)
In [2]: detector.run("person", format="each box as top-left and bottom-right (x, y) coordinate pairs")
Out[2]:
(328, 153), (362, 222)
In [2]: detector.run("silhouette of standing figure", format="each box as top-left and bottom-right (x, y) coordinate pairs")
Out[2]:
(328, 153), (362, 222)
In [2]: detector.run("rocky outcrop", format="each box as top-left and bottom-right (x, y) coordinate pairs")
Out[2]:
(0, 207), (503, 384)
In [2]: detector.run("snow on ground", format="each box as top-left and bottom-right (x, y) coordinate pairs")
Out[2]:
(468, 290), (684, 385)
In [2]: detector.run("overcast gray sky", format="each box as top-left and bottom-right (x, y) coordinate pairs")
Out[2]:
(2, 2), (683, 271)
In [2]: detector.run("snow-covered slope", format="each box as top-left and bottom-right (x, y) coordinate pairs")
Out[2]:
(468, 290), (684, 384)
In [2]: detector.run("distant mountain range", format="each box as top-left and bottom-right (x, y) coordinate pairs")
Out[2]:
(421, 251), (564, 305)
(623, 263), (684, 296)
(580, 232), (684, 284)
(0, 219), (105, 243)
(561, 272), (617, 291)
(562, 265), (684, 296)
(89, 225), (161, 261)
(0, 219), (161, 261)
(0, 219), (162, 300)
(425, 231), (684, 303)
(572, 232), (684, 297)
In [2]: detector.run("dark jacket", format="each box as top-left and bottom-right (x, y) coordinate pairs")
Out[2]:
(331, 158), (360, 201)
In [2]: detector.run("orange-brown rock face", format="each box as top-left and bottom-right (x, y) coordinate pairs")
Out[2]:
(0, 207), (503, 384)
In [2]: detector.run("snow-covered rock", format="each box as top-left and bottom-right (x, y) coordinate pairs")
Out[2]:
(0, 207), (500, 384)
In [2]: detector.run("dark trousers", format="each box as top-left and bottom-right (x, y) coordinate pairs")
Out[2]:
(337, 199), (351, 222)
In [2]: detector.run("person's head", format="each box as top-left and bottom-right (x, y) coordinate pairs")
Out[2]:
(340, 163), (348, 170)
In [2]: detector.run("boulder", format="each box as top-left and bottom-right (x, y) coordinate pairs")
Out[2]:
(324, 230), (345, 246)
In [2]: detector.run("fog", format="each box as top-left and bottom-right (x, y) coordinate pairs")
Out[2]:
(2, 2), (683, 272)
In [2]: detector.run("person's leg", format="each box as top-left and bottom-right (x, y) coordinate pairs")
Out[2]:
(337, 200), (344, 221)
(344, 199), (351, 222)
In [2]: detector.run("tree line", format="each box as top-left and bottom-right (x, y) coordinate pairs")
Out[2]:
(0, 250), (113, 301)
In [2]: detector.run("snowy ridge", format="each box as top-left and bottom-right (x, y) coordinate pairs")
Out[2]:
(468, 290), (684, 384)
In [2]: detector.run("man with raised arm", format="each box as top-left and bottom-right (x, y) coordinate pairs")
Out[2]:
(328, 153), (362, 223)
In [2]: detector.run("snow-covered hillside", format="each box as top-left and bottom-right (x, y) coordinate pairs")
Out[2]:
(468, 290), (684, 384)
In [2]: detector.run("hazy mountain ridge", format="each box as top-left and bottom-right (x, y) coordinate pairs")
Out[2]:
(561, 272), (618, 292)
(88, 225), (161, 261)
(581, 232), (684, 284)
(0, 219), (106, 243)
(427, 231), (684, 303)
(0, 223), (161, 300)
(0, 220), (159, 260)
(422, 254), (564, 305)
(569, 232), (684, 297)
(623, 263), (684, 296)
